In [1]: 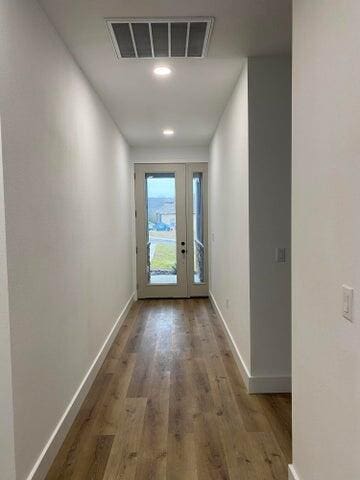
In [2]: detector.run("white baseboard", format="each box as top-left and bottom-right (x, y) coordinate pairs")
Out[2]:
(249, 374), (292, 394)
(26, 292), (136, 480)
(209, 291), (291, 394)
(289, 464), (301, 480)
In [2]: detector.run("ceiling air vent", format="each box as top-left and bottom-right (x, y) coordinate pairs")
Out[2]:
(106, 18), (214, 59)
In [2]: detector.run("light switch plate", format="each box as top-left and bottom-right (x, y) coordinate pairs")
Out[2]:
(342, 285), (354, 322)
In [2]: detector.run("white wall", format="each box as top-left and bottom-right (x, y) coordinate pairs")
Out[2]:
(292, 1), (360, 479)
(131, 145), (208, 164)
(0, 1), (134, 478)
(0, 120), (16, 480)
(248, 56), (292, 378)
(209, 61), (251, 371)
(209, 56), (291, 391)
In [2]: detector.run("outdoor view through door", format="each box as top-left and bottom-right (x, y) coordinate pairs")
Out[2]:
(135, 163), (208, 298)
(146, 173), (177, 284)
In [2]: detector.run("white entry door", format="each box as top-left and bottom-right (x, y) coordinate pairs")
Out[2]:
(135, 163), (208, 298)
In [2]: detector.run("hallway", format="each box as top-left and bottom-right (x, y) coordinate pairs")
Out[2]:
(2, 0), (360, 478)
(46, 299), (291, 479)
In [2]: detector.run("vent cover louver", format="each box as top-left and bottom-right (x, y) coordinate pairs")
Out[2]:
(106, 18), (214, 59)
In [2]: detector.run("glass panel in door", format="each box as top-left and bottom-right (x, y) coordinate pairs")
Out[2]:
(186, 163), (208, 297)
(146, 173), (177, 285)
(193, 172), (205, 284)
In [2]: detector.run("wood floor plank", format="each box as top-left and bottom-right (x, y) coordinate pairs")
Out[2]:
(246, 432), (289, 479)
(85, 435), (114, 480)
(105, 301), (144, 364)
(203, 300), (272, 432)
(126, 303), (159, 398)
(124, 300), (151, 354)
(256, 394), (292, 463)
(193, 410), (231, 480)
(102, 397), (148, 480)
(45, 298), (292, 480)
(134, 356), (170, 480)
(166, 432), (198, 480)
(187, 354), (214, 414)
(221, 349), (272, 433)
(168, 350), (195, 435)
(101, 353), (137, 435)
(216, 422), (259, 480)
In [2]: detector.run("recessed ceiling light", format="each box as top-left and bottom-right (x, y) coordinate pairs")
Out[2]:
(154, 66), (172, 76)
(163, 128), (175, 136)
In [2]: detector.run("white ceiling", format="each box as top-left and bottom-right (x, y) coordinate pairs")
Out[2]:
(39, 0), (291, 147)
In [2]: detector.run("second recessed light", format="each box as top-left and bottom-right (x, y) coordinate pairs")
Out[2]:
(154, 66), (172, 76)
(163, 129), (175, 136)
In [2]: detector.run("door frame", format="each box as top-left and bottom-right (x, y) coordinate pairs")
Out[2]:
(135, 163), (188, 298)
(134, 162), (208, 298)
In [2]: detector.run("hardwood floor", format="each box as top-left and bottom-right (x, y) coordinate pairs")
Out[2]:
(46, 298), (291, 480)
